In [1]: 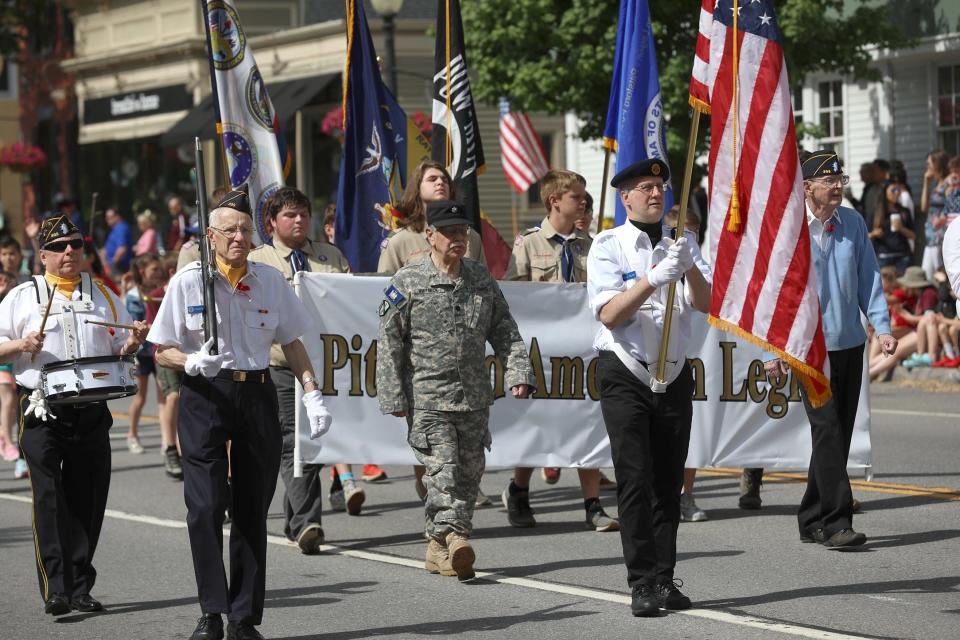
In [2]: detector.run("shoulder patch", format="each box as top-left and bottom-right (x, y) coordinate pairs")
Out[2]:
(384, 284), (407, 308)
(378, 299), (390, 317)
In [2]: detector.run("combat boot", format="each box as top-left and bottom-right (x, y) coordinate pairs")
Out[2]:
(424, 538), (456, 576)
(738, 468), (763, 509)
(445, 532), (476, 580)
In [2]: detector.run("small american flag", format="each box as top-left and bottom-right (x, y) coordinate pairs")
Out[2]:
(691, 0), (830, 405)
(498, 98), (550, 194)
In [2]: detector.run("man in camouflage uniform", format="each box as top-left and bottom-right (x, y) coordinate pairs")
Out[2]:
(377, 200), (533, 580)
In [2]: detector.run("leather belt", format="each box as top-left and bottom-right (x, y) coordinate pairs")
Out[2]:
(214, 368), (269, 383)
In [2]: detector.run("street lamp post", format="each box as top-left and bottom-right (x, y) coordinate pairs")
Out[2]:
(370, 0), (404, 95)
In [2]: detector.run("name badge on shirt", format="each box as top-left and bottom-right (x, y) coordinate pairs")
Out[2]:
(187, 305), (205, 315)
(623, 271), (637, 282)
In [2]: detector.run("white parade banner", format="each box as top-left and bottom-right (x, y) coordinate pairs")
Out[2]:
(293, 273), (870, 473)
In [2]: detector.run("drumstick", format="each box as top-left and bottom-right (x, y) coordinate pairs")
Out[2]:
(84, 319), (140, 332)
(30, 287), (56, 362)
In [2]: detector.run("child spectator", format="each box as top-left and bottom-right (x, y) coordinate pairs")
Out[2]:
(146, 252), (183, 478)
(0, 270), (25, 477)
(124, 253), (165, 455)
(0, 237), (29, 284)
(869, 266), (939, 379)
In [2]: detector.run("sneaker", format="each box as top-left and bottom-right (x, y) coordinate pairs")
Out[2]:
(414, 476), (427, 503)
(655, 577), (692, 610)
(680, 493), (708, 522)
(501, 485), (536, 528)
(296, 523), (324, 555)
(0, 439), (18, 462)
(475, 489), (492, 507)
(799, 527), (826, 543)
(586, 505), (620, 532)
(902, 353), (932, 369)
(630, 584), (659, 617)
(329, 488), (346, 511)
(362, 464), (388, 482)
(163, 446), (183, 480)
(599, 472), (617, 491)
(822, 528), (867, 549)
(345, 484), (366, 515)
(127, 437), (144, 454)
(445, 532), (476, 580)
(738, 468), (763, 509)
(14, 458), (28, 479)
(541, 467), (561, 484)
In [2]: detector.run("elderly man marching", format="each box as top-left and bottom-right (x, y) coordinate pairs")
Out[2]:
(765, 150), (897, 550)
(0, 215), (148, 617)
(587, 159), (712, 617)
(377, 200), (533, 580)
(149, 188), (332, 640)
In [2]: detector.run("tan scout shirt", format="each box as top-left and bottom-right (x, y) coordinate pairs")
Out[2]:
(376, 226), (487, 275)
(249, 237), (350, 367)
(505, 217), (591, 282)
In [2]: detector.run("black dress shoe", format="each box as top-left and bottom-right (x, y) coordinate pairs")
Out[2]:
(227, 621), (265, 640)
(71, 593), (104, 612)
(655, 577), (692, 610)
(44, 593), (71, 616)
(630, 584), (660, 617)
(799, 527), (826, 543)
(823, 528), (867, 549)
(190, 613), (224, 640)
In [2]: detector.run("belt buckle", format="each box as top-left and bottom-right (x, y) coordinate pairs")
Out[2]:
(232, 371), (247, 382)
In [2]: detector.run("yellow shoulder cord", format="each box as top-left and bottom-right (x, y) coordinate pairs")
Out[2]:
(93, 279), (118, 322)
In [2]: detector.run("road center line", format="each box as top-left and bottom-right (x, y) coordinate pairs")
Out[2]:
(0, 492), (874, 640)
(872, 408), (960, 419)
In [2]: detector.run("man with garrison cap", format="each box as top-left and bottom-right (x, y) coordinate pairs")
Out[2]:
(376, 200), (534, 581)
(762, 150), (896, 550)
(149, 186), (333, 640)
(0, 214), (148, 617)
(586, 158), (712, 617)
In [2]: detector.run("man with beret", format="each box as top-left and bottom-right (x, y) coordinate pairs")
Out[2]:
(587, 158), (712, 616)
(764, 150), (897, 550)
(377, 200), (534, 581)
(0, 214), (148, 617)
(150, 187), (333, 640)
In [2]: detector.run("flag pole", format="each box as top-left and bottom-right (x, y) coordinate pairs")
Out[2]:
(511, 190), (519, 239)
(652, 107), (703, 392)
(595, 148), (611, 235)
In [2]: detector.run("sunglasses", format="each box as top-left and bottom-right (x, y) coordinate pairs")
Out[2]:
(43, 238), (84, 253)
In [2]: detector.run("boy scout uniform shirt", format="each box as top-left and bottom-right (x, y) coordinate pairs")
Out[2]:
(587, 225), (712, 372)
(249, 237), (350, 367)
(376, 256), (533, 414)
(377, 226), (487, 274)
(147, 261), (311, 370)
(505, 217), (591, 282)
(0, 277), (131, 389)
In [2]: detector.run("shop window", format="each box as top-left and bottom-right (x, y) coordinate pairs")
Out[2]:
(240, 1), (302, 36)
(938, 64), (960, 156)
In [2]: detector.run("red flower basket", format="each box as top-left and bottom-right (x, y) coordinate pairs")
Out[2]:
(0, 142), (48, 173)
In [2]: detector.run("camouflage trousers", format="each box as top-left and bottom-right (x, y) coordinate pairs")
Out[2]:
(407, 409), (490, 540)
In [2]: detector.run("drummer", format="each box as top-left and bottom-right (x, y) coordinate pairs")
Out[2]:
(0, 214), (148, 617)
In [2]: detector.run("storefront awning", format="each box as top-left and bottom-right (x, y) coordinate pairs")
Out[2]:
(160, 73), (338, 148)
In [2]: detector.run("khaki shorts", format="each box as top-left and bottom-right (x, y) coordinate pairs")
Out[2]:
(156, 364), (184, 397)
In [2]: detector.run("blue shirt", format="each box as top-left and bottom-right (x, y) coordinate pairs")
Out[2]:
(808, 204), (891, 350)
(105, 220), (132, 272)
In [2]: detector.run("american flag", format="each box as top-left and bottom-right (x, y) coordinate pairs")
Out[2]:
(690, 0), (831, 405)
(498, 98), (550, 194)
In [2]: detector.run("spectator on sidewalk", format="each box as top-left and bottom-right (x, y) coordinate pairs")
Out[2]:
(133, 210), (160, 257)
(919, 151), (955, 280)
(103, 207), (133, 278)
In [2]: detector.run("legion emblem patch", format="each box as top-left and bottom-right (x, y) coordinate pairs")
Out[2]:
(208, 1), (246, 71)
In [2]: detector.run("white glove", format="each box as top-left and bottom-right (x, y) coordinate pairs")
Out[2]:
(302, 389), (333, 439)
(26, 388), (55, 422)
(646, 250), (684, 288)
(672, 236), (695, 273)
(184, 337), (227, 378)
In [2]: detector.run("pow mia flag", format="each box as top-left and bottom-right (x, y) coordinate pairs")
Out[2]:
(431, 0), (485, 232)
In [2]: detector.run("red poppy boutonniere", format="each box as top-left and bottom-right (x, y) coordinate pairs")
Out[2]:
(237, 282), (251, 293)
(825, 223), (836, 233)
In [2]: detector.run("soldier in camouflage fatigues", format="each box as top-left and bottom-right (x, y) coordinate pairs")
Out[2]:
(377, 200), (533, 580)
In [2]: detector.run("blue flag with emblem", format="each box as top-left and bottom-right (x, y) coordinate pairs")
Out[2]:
(602, 0), (673, 225)
(335, 0), (404, 273)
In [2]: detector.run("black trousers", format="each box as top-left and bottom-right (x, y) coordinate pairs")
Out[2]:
(17, 389), (112, 602)
(179, 373), (281, 626)
(271, 367), (323, 540)
(797, 344), (864, 538)
(596, 351), (693, 588)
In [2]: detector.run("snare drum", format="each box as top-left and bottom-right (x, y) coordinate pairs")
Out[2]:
(40, 355), (138, 405)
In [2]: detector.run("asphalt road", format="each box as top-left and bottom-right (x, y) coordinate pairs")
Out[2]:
(1, 382), (957, 640)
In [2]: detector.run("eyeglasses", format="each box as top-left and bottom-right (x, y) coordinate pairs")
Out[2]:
(211, 225), (255, 239)
(813, 174), (850, 187)
(630, 182), (666, 195)
(43, 238), (84, 253)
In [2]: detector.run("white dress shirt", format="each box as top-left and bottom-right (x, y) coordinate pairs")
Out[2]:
(587, 223), (712, 373)
(147, 261), (311, 371)
(806, 205), (841, 253)
(0, 276), (130, 389)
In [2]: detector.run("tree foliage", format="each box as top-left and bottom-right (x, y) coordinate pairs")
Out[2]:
(463, 0), (912, 186)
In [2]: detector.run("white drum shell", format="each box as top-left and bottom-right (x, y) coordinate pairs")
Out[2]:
(40, 356), (138, 405)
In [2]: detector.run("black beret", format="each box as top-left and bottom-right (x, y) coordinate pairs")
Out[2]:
(801, 150), (843, 180)
(39, 214), (81, 247)
(216, 185), (252, 215)
(610, 158), (671, 189)
(426, 200), (472, 228)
